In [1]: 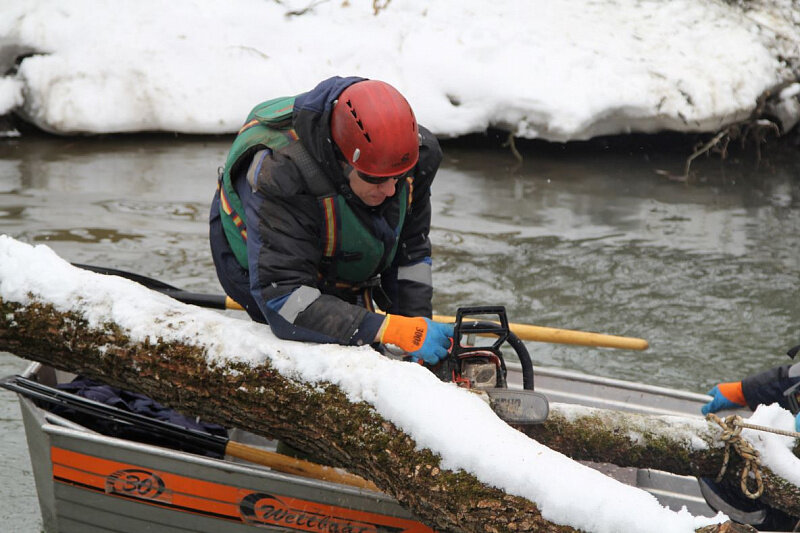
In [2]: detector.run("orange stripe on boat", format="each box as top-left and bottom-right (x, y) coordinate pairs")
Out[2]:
(51, 447), (240, 520)
(50, 446), (433, 532)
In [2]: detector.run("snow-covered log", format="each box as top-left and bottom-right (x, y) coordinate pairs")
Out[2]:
(521, 404), (800, 518)
(1, 301), (571, 532)
(0, 294), (761, 533)
(0, 300), (677, 533)
(0, 236), (766, 532)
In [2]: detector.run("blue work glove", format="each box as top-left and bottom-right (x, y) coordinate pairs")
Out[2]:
(408, 320), (454, 364)
(795, 412), (800, 433)
(380, 315), (454, 365)
(701, 382), (746, 415)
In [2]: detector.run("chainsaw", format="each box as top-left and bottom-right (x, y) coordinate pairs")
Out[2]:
(429, 306), (549, 425)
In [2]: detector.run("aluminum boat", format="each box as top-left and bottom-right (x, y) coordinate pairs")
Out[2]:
(4, 359), (733, 533)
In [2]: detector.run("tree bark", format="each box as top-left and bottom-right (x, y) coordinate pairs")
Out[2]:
(520, 406), (800, 518)
(0, 297), (766, 533)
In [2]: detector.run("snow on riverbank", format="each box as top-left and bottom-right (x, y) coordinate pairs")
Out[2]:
(1, 0), (799, 141)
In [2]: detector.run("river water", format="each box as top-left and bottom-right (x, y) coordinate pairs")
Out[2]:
(1, 132), (799, 531)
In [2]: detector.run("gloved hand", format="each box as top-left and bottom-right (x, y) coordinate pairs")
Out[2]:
(379, 315), (454, 365)
(795, 412), (800, 433)
(701, 381), (746, 415)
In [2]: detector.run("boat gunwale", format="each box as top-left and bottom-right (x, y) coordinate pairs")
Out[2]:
(522, 363), (712, 403)
(32, 406), (393, 500)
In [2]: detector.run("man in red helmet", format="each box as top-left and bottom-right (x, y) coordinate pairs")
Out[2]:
(209, 76), (453, 364)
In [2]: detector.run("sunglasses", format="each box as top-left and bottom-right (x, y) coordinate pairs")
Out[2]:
(356, 170), (408, 185)
(342, 162), (409, 185)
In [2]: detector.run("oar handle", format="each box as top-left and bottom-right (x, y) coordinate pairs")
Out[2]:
(224, 440), (379, 492)
(432, 314), (648, 351)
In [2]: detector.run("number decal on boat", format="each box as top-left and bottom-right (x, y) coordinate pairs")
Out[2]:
(105, 468), (168, 502)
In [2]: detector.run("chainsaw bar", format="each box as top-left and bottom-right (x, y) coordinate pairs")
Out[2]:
(484, 388), (549, 425)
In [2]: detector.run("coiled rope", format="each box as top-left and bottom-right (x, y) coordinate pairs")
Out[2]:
(705, 415), (800, 531)
(706, 413), (767, 499)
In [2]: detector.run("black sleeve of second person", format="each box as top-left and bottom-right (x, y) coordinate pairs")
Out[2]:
(741, 362), (800, 411)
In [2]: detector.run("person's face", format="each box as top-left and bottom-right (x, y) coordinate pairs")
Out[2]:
(345, 166), (402, 207)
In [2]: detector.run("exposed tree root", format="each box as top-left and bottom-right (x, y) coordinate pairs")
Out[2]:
(682, 79), (799, 179)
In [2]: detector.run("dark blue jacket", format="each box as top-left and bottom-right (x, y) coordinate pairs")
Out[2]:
(742, 361), (800, 412)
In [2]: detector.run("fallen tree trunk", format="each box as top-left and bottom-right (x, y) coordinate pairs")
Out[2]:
(520, 405), (800, 517)
(0, 296), (760, 533)
(2, 299), (576, 533)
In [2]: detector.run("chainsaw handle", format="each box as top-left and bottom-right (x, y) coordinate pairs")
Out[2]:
(452, 306), (509, 355)
(450, 306), (535, 390)
(506, 329), (534, 390)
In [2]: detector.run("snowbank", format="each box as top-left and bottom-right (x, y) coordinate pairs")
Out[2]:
(1, 0), (798, 140)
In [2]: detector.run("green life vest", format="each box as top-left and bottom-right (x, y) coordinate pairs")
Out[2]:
(218, 97), (410, 287)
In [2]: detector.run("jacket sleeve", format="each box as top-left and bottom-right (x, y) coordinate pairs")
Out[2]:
(741, 362), (800, 411)
(381, 126), (442, 318)
(242, 150), (384, 346)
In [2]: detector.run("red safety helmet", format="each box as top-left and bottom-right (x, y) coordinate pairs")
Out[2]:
(331, 80), (419, 177)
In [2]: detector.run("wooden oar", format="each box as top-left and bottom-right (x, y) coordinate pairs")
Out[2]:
(433, 314), (648, 351)
(73, 264), (648, 350)
(1, 374), (379, 492)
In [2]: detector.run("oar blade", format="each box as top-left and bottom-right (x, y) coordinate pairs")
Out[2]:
(73, 263), (182, 291)
(72, 264), (230, 310)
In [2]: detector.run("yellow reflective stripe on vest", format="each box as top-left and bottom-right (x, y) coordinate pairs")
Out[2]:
(238, 118), (259, 135)
(219, 182), (247, 242)
(321, 196), (337, 257)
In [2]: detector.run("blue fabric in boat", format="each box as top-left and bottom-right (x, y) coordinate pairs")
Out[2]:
(53, 376), (228, 458)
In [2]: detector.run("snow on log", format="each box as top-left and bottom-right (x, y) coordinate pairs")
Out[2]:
(0, 235), (761, 532)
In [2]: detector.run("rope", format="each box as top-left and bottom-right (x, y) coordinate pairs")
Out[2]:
(735, 419), (800, 439)
(706, 413), (765, 499)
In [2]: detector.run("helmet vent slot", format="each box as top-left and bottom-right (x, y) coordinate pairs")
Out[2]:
(346, 101), (370, 142)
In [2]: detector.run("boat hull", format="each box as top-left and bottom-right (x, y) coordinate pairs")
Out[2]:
(16, 362), (728, 531)
(18, 365), (430, 533)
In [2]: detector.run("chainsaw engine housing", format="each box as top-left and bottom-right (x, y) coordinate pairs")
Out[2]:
(457, 352), (507, 390)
